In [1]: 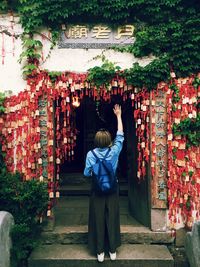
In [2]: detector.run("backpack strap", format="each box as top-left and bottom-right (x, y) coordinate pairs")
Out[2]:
(103, 148), (111, 159)
(91, 148), (110, 160)
(91, 150), (97, 159)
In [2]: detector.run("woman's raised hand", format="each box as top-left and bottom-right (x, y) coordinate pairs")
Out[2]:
(113, 104), (122, 117)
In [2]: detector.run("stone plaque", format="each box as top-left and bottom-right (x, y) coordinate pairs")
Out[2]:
(58, 24), (135, 48)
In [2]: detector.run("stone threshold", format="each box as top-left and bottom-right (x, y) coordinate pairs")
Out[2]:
(29, 244), (174, 267)
(41, 225), (174, 245)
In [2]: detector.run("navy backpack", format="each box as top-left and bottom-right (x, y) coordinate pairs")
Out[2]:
(91, 148), (118, 195)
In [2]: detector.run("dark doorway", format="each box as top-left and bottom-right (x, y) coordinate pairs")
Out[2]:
(60, 96), (130, 183)
(58, 95), (150, 227)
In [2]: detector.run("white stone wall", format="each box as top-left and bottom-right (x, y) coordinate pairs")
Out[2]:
(0, 14), (153, 95)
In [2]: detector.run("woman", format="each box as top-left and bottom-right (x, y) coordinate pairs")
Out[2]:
(84, 104), (124, 262)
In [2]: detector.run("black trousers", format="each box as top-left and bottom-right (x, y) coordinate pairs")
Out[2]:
(88, 190), (121, 255)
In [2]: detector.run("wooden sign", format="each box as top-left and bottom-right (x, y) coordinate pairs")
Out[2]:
(151, 88), (168, 209)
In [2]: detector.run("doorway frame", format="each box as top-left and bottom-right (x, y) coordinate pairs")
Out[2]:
(52, 88), (168, 231)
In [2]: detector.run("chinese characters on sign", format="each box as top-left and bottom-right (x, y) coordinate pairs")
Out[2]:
(58, 25), (135, 48)
(155, 89), (167, 205)
(151, 88), (168, 209)
(38, 98), (48, 182)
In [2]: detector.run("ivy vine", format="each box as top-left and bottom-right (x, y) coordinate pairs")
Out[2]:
(170, 83), (180, 110)
(87, 55), (121, 89)
(48, 71), (62, 83)
(124, 55), (170, 89)
(193, 76), (200, 89)
(19, 34), (42, 77)
(173, 114), (200, 148)
(0, 0), (199, 84)
(170, 80), (200, 147)
(0, 92), (5, 114)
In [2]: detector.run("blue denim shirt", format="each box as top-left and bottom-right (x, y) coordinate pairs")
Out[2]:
(84, 131), (124, 177)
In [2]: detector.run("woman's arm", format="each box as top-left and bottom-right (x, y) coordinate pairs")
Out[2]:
(111, 104), (124, 156)
(113, 104), (123, 132)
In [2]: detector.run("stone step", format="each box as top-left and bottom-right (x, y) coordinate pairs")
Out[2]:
(41, 225), (174, 245)
(60, 172), (128, 186)
(59, 184), (128, 196)
(28, 244), (174, 267)
(42, 196), (175, 245)
(54, 196), (133, 226)
(60, 172), (89, 185)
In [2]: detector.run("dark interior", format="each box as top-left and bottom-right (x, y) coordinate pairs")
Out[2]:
(60, 96), (136, 183)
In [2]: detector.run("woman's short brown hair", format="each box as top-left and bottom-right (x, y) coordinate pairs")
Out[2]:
(94, 129), (112, 148)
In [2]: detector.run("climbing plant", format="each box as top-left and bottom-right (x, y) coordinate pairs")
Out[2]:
(0, 0), (199, 83)
(169, 76), (200, 147)
(87, 55), (121, 89)
(173, 114), (200, 148)
(0, 92), (5, 114)
(19, 34), (42, 77)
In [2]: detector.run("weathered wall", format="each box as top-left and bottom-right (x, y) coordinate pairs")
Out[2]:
(0, 14), (153, 95)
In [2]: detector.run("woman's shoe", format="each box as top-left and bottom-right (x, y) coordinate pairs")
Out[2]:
(109, 252), (116, 260)
(97, 252), (105, 262)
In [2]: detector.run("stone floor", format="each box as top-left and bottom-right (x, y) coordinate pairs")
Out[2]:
(54, 195), (144, 227)
(29, 244), (174, 267)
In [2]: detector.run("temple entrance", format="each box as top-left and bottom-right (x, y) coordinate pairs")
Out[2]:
(58, 95), (150, 228)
